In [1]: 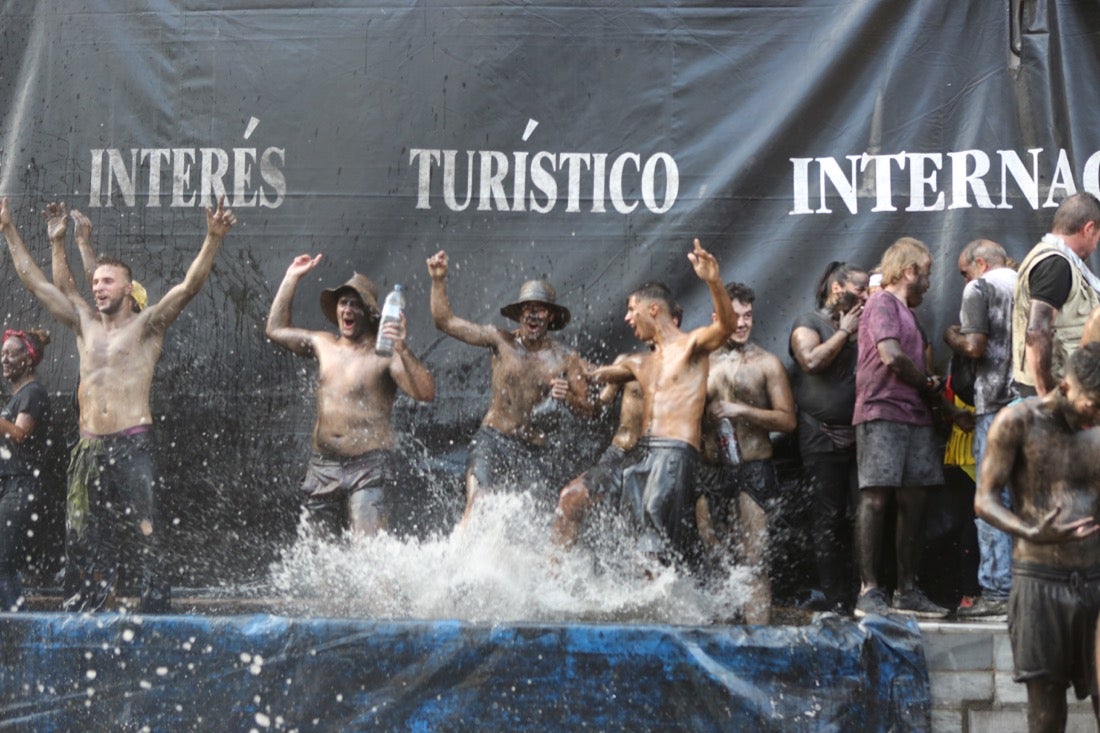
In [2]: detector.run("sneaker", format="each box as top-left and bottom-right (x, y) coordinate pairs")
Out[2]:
(854, 587), (891, 618)
(891, 588), (950, 619)
(956, 595), (1008, 620)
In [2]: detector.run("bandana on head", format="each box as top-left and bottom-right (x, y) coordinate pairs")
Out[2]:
(3, 330), (41, 367)
(130, 280), (148, 311)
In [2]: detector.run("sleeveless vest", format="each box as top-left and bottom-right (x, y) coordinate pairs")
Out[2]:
(1012, 241), (1100, 385)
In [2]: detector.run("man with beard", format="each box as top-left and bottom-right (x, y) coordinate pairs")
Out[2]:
(698, 281), (797, 624)
(789, 261), (868, 613)
(0, 195), (236, 613)
(266, 254), (436, 537)
(426, 250), (594, 524)
(590, 240), (734, 567)
(976, 342), (1100, 733)
(853, 236), (948, 619)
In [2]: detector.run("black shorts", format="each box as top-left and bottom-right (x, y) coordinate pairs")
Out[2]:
(466, 425), (548, 494)
(697, 459), (781, 520)
(1008, 561), (1100, 699)
(620, 438), (699, 560)
(585, 444), (638, 500)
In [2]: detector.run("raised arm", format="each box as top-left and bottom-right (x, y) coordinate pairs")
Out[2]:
(70, 208), (99, 290)
(426, 250), (504, 347)
(265, 254), (323, 357)
(43, 202), (81, 301)
(0, 198), (83, 331)
(145, 195), (236, 334)
(385, 313), (436, 402)
(687, 238), (735, 353)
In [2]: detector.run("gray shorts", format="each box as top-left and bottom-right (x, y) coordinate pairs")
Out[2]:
(1009, 561), (1100, 699)
(855, 420), (943, 489)
(300, 450), (395, 536)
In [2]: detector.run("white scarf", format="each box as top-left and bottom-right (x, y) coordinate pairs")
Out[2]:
(1042, 233), (1100, 296)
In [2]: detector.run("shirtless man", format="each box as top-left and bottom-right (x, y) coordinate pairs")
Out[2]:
(426, 251), (594, 523)
(590, 240), (734, 566)
(0, 195), (236, 613)
(266, 254), (436, 537)
(976, 341), (1100, 733)
(551, 304), (682, 549)
(698, 282), (797, 624)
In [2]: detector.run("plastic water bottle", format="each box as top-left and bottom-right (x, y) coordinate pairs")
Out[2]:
(375, 284), (405, 356)
(716, 417), (742, 466)
(531, 372), (567, 431)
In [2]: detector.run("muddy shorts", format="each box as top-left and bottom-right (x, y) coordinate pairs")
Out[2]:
(855, 420), (943, 489)
(697, 459), (781, 522)
(620, 438), (699, 561)
(1008, 561), (1100, 699)
(585, 444), (638, 500)
(466, 426), (546, 495)
(300, 450), (395, 535)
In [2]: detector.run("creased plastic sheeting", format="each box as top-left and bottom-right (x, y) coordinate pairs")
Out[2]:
(0, 612), (929, 732)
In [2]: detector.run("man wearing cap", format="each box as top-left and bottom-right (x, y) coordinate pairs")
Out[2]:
(0, 196), (236, 613)
(426, 250), (594, 524)
(266, 254), (435, 537)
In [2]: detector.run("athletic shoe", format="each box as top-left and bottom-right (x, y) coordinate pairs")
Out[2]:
(956, 595), (1008, 621)
(854, 587), (891, 618)
(891, 588), (950, 619)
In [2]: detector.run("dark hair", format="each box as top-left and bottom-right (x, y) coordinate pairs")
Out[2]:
(724, 281), (755, 304)
(95, 255), (133, 281)
(630, 281), (675, 314)
(813, 261), (865, 309)
(23, 328), (50, 352)
(1052, 192), (1100, 236)
(670, 301), (683, 326)
(1067, 341), (1100, 394)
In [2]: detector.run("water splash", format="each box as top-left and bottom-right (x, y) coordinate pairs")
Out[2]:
(268, 491), (752, 624)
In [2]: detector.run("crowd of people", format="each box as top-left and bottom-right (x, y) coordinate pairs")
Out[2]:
(3, 191), (1100, 730)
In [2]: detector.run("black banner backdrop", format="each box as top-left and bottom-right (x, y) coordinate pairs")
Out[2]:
(0, 0), (1097, 585)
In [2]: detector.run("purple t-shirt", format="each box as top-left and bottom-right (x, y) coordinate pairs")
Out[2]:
(853, 290), (932, 426)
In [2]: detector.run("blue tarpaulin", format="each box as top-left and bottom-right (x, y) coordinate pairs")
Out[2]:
(0, 612), (930, 732)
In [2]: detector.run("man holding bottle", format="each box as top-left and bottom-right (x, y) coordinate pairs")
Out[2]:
(696, 281), (797, 624)
(266, 254), (436, 537)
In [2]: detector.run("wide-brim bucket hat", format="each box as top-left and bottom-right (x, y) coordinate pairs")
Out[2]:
(499, 279), (571, 330)
(320, 273), (380, 325)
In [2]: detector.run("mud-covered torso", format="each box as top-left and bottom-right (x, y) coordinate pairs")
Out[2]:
(1010, 399), (1100, 568)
